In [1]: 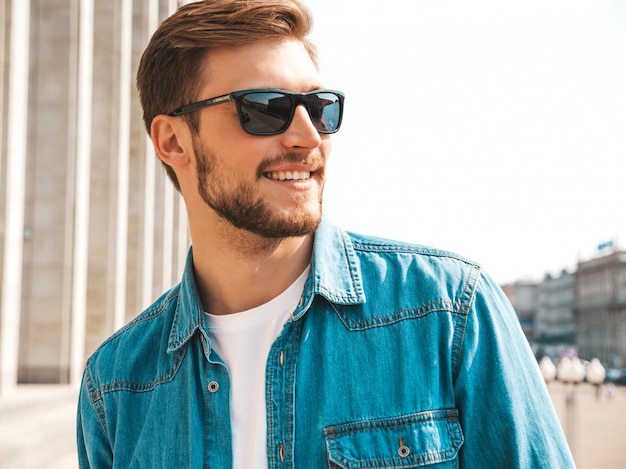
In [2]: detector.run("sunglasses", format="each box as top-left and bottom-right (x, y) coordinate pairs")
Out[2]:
(168, 88), (345, 136)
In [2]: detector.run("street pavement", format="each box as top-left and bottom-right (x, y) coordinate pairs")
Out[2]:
(549, 381), (626, 469)
(0, 385), (78, 468)
(1, 382), (625, 468)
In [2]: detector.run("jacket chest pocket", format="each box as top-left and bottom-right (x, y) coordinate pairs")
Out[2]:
(324, 409), (463, 468)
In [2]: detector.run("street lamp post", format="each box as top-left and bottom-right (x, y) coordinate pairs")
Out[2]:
(539, 356), (556, 385)
(586, 357), (607, 400)
(556, 356), (585, 459)
(540, 355), (606, 463)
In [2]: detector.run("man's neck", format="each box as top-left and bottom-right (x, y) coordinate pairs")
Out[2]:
(191, 224), (314, 316)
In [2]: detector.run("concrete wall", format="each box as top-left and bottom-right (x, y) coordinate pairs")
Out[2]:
(1, 0), (189, 394)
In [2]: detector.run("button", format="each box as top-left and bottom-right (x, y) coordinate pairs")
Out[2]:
(279, 350), (284, 366)
(398, 444), (410, 457)
(398, 437), (410, 457)
(208, 381), (219, 393)
(279, 443), (285, 462)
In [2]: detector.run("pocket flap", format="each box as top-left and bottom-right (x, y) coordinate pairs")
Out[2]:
(324, 409), (463, 468)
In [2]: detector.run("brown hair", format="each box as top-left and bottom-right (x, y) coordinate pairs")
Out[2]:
(136, 0), (318, 190)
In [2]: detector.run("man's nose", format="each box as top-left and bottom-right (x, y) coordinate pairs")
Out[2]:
(279, 104), (323, 149)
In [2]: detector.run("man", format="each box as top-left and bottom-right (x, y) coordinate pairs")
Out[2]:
(77, 1), (575, 467)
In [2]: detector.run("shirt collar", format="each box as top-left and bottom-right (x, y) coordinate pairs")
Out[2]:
(167, 249), (208, 353)
(167, 216), (366, 352)
(306, 216), (365, 305)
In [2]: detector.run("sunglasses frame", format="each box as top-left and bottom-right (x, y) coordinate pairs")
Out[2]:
(168, 88), (344, 136)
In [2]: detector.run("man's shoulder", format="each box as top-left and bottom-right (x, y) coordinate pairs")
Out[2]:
(83, 286), (182, 388)
(343, 230), (482, 310)
(346, 230), (479, 269)
(313, 229), (485, 331)
(99, 286), (179, 349)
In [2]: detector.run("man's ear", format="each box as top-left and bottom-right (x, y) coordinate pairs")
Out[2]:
(150, 115), (192, 168)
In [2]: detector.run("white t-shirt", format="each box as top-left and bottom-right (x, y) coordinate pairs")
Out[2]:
(205, 267), (309, 469)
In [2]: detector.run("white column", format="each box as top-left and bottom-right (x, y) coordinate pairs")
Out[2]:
(0, 0), (30, 396)
(69, 0), (94, 387)
(162, 177), (174, 289)
(141, 0), (160, 308)
(177, 196), (188, 278)
(0, 0), (7, 176)
(142, 135), (156, 307)
(60, 0), (81, 387)
(113, 0), (133, 330)
(169, 0), (189, 286)
(161, 0), (179, 292)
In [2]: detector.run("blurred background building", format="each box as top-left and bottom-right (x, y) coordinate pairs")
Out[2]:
(536, 270), (576, 357)
(576, 247), (626, 366)
(501, 280), (538, 342)
(503, 244), (626, 367)
(1, 0), (192, 396)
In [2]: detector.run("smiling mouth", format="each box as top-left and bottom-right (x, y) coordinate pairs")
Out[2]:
(265, 171), (311, 181)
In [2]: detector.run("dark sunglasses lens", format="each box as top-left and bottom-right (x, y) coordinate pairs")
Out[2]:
(238, 91), (343, 135)
(239, 92), (292, 135)
(307, 92), (342, 134)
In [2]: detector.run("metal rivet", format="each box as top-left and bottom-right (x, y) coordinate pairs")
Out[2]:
(398, 437), (410, 457)
(208, 381), (219, 393)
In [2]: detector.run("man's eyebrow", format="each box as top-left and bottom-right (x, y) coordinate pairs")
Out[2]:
(252, 84), (327, 92)
(306, 84), (327, 91)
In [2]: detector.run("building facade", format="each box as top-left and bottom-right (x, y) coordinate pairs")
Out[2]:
(502, 246), (625, 366)
(575, 249), (626, 366)
(1, 0), (192, 395)
(534, 270), (576, 357)
(501, 281), (538, 342)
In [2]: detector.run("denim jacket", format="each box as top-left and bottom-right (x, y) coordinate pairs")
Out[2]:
(77, 217), (574, 468)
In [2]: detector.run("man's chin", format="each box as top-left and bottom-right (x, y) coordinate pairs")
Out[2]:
(249, 212), (322, 239)
(204, 187), (323, 239)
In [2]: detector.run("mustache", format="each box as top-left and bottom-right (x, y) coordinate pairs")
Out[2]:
(257, 152), (325, 177)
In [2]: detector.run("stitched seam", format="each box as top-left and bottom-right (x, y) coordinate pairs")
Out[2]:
(350, 240), (474, 263)
(329, 448), (457, 467)
(452, 268), (481, 379)
(459, 264), (481, 313)
(325, 411), (462, 467)
(95, 289), (177, 351)
(84, 365), (109, 439)
(266, 345), (277, 467)
(284, 320), (299, 466)
(168, 292), (205, 350)
(341, 230), (362, 295)
(324, 411), (458, 436)
(333, 301), (469, 330)
(93, 347), (185, 396)
(315, 284), (361, 303)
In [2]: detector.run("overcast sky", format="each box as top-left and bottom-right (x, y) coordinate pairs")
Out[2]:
(304, 0), (626, 284)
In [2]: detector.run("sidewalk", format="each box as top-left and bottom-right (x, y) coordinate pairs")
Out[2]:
(0, 386), (78, 469)
(0, 382), (625, 468)
(548, 381), (626, 469)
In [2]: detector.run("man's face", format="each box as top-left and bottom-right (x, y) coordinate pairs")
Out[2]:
(190, 38), (332, 238)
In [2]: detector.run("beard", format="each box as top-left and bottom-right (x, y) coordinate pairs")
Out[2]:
(193, 137), (324, 239)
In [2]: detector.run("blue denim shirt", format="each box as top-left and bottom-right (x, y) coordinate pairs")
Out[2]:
(77, 217), (574, 468)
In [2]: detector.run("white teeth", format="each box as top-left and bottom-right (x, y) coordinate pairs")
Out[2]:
(267, 171), (311, 181)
